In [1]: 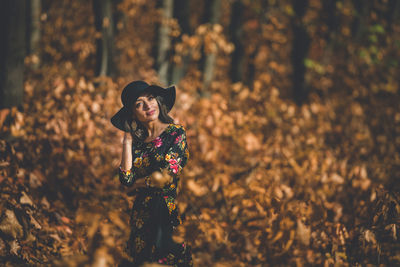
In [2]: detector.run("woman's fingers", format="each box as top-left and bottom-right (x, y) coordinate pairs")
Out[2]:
(149, 170), (173, 188)
(133, 178), (147, 189)
(131, 170), (173, 189)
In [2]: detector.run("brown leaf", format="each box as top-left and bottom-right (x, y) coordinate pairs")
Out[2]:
(20, 191), (34, 207)
(9, 240), (20, 255)
(28, 213), (42, 230)
(186, 179), (208, 197)
(0, 108), (10, 129)
(296, 220), (311, 246)
(0, 209), (24, 239)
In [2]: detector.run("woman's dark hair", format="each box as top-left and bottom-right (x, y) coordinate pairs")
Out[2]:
(125, 94), (174, 145)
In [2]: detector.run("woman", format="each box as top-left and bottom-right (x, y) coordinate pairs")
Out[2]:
(111, 81), (193, 266)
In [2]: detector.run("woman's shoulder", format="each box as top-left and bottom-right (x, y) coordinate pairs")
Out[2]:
(166, 123), (187, 134)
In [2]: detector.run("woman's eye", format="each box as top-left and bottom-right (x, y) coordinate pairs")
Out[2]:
(148, 96), (154, 100)
(135, 103), (142, 108)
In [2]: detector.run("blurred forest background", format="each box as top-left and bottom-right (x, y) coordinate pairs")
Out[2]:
(0, 0), (399, 266)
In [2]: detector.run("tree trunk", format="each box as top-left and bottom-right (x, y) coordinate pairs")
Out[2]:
(170, 0), (191, 85)
(0, 0), (26, 109)
(246, 0), (269, 89)
(229, 0), (245, 83)
(387, 0), (400, 32)
(291, 0), (310, 105)
(26, 0), (41, 69)
(202, 0), (221, 90)
(320, 0), (338, 66)
(93, 0), (114, 77)
(321, 0), (338, 42)
(113, 0), (125, 34)
(246, 48), (257, 90)
(351, 0), (371, 40)
(156, 0), (174, 86)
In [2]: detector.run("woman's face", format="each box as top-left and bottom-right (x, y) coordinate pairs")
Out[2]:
(132, 93), (160, 123)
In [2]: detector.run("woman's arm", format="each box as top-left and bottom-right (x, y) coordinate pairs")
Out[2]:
(119, 132), (136, 186)
(120, 132), (133, 170)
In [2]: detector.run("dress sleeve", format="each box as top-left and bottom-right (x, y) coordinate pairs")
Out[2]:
(163, 126), (189, 177)
(118, 166), (135, 186)
(118, 150), (148, 186)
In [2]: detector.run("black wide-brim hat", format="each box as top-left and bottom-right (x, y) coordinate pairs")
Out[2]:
(111, 81), (176, 132)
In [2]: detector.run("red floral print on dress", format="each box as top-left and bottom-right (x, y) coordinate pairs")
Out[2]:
(168, 158), (180, 174)
(174, 135), (183, 144)
(152, 137), (163, 147)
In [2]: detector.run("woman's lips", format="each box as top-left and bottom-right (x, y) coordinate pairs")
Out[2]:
(146, 110), (155, 115)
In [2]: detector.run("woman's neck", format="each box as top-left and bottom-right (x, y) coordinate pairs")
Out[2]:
(143, 120), (168, 139)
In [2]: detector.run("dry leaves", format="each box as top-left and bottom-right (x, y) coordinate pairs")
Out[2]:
(1, 0), (399, 266)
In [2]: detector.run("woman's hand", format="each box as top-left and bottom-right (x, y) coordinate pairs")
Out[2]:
(149, 168), (173, 188)
(120, 132), (133, 171)
(131, 169), (173, 189)
(132, 178), (147, 189)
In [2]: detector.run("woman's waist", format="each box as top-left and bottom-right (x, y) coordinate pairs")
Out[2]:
(128, 186), (176, 197)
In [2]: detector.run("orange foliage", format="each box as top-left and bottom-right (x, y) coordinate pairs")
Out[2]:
(0, 0), (399, 266)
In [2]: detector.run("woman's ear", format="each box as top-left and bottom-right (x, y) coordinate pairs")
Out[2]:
(130, 119), (138, 131)
(124, 119), (132, 132)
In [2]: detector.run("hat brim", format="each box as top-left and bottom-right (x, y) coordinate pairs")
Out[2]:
(147, 85), (176, 112)
(111, 106), (130, 132)
(111, 85), (176, 132)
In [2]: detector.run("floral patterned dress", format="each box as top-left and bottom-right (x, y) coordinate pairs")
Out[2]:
(119, 123), (193, 266)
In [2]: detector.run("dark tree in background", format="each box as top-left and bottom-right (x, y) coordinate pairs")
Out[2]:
(351, 0), (371, 40)
(156, 0), (174, 85)
(291, 0), (310, 105)
(246, 1), (269, 90)
(93, 0), (115, 77)
(0, 0), (26, 109)
(171, 0), (192, 85)
(321, 0), (338, 43)
(229, 0), (245, 84)
(26, 0), (41, 69)
(319, 0), (338, 70)
(387, 0), (400, 32)
(201, 0), (221, 90)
